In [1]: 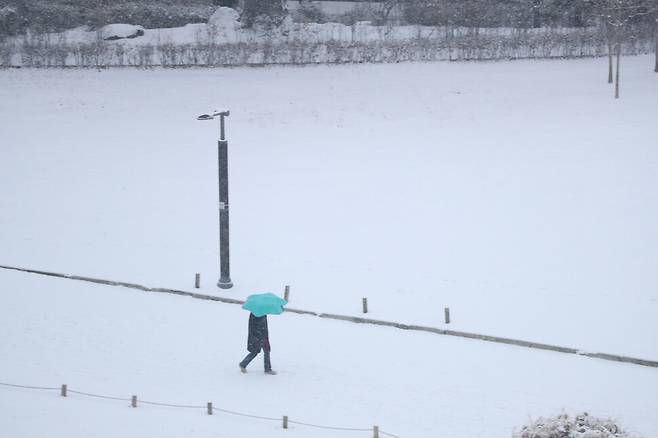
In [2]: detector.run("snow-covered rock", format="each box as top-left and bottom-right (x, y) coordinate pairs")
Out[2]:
(101, 24), (145, 41)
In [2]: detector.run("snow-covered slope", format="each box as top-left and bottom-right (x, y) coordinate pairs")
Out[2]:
(1, 268), (657, 438)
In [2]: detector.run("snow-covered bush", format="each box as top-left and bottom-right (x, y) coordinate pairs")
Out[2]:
(5, 18), (655, 68)
(513, 413), (637, 438)
(0, 39), (13, 66)
(207, 7), (242, 42)
(101, 24), (145, 41)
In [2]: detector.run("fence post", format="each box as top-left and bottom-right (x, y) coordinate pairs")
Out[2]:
(131, 395), (137, 408)
(207, 402), (213, 415)
(60, 384), (67, 397)
(284, 285), (290, 302)
(373, 425), (379, 438)
(283, 415), (289, 429)
(444, 307), (450, 324)
(362, 298), (368, 314)
(195, 273), (201, 289)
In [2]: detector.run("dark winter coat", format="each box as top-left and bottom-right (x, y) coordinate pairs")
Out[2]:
(247, 313), (270, 353)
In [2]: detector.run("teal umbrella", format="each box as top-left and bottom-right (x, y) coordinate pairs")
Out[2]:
(242, 293), (287, 317)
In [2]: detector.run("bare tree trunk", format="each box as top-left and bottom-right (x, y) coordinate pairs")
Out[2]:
(608, 39), (614, 83)
(655, 19), (658, 73)
(615, 41), (621, 99)
(605, 21), (614, 83)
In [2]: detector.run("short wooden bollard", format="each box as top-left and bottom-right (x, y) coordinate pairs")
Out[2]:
(195, 273), (200, 289)
(362, 298), (368, 314)
(444, 307), (450, 324)
(373, 425), (379, 438)
(60, 384), (67, 397)
(284, 285), (290, 302)
(131, 395), (137, 408)
(207, 402), (213, 415)
(283, 415), (289, 429)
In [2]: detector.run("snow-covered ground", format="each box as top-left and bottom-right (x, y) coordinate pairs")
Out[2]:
(1, 56), (657, 361)
(2, 268), (657, 438)
(1, 56), (658, 436)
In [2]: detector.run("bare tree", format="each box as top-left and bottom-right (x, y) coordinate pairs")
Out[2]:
(591, 0), (657, 98)
(606, 20), (614, 83)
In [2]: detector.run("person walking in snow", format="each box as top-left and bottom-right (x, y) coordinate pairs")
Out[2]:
(239, 313), (276, 375)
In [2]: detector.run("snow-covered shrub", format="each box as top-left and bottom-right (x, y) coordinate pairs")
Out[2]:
(101, 24), (145, 41)
(70, 35), (110, 68)
(4, 18), (655, 68)
(134, 44), (155, 68)
(208, 7), (241, 28)
(207, 7), (242, 42)
(513, 412), (637, 438)
(0, 40), (13, 66)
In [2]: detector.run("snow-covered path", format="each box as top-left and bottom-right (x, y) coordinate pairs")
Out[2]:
(3, 263), (657, 369)
(1, 268), (657, 438)
(1, 56), (657, 362)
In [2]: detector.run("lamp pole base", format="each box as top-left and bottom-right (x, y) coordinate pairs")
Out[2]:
(217, 279), (233, 289)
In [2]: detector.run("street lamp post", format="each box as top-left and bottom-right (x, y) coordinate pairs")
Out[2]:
(198, 109), (233, 289)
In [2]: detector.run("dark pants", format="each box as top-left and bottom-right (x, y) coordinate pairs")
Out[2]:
(240, 349), (271, 371)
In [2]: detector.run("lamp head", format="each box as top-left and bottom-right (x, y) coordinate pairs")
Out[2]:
(197, 109), (230, 121)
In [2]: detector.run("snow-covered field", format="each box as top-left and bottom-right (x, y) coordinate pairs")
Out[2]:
(2, 268), (657, 438)
(1, 55), (657, 436)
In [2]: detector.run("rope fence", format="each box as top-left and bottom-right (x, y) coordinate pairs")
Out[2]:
(0, 381), (398, 438)
(67, 389), (132, 402)
(139, 399), (207, 409)
(287, 420), (372, 432)
(0, 382), (59, 391)
(380, 432), (403, 438)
